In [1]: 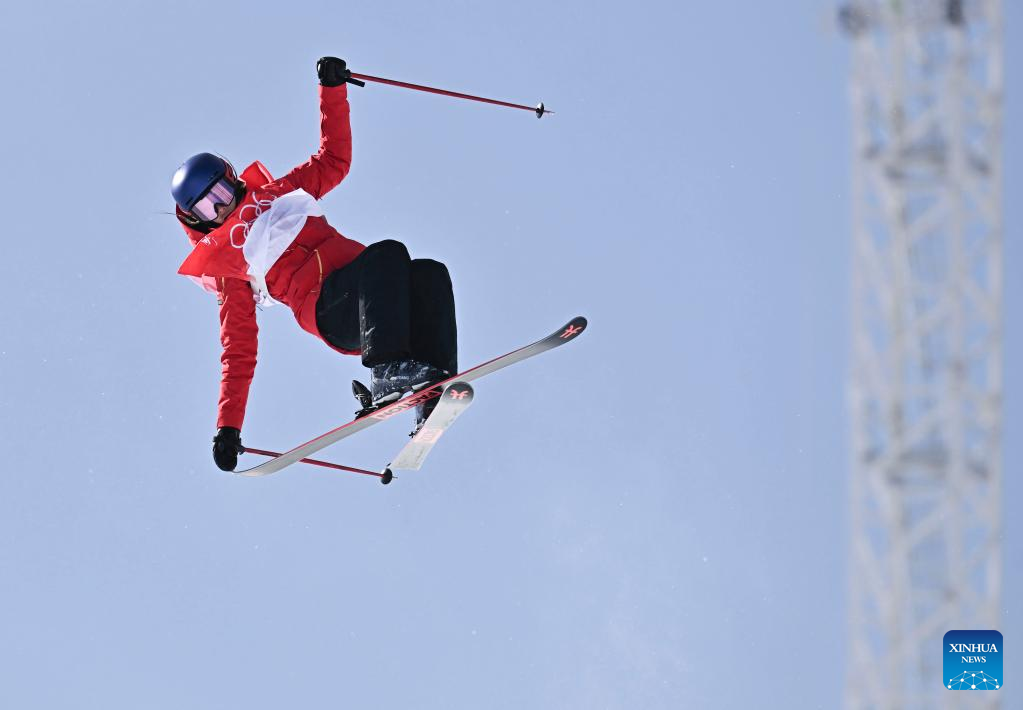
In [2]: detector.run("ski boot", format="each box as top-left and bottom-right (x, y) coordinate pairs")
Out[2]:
(411, 397), (439, 437)
(352, 359), (449, 418)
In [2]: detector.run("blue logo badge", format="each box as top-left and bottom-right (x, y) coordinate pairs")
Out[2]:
(944, 630), (1002, 690)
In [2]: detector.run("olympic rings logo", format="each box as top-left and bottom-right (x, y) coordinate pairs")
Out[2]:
(229, 194), (277, 248)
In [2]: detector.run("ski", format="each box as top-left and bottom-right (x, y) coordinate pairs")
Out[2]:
(235, 315), (587, 480)
(386, 382), (475, 473)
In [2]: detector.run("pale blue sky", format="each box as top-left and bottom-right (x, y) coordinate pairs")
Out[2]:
(0, 1), (1019, 708)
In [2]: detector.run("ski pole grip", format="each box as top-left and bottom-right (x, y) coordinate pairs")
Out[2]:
(346, 76), (366, 88)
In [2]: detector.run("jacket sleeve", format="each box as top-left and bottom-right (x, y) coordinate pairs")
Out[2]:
(216, 277), (259, 430)
(281, 83), (352, 199)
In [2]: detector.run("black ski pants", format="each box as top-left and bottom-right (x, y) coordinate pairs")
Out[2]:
(315, 239), (457, 374)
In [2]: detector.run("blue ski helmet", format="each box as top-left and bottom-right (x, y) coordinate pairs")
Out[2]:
(171, 153), (239, 218)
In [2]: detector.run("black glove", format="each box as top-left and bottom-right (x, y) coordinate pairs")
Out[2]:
(212, 427), (244, 472)
(317, 57), (351, 87)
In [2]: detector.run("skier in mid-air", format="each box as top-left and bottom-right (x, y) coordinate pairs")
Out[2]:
(171, 57), (457, 472)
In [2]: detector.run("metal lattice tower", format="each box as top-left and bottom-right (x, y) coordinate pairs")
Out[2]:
(839, 1), (1003, 708)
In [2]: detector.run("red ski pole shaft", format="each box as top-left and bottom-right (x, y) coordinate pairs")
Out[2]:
(349, 72), (552, 118)
(245, 447), (386, 480)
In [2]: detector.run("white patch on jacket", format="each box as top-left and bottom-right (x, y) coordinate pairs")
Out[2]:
(242, 189), (323, 306)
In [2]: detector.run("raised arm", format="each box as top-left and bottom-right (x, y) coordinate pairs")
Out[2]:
(281, 58), (354, 199)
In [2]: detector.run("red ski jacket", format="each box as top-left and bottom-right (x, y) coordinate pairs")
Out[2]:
(176, 84), (365, 430)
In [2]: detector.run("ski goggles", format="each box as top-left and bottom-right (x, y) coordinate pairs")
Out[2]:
(190, 178), (237, 221)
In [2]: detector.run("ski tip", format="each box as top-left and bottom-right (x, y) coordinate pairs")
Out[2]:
(442, 381), (474, 403)
(555, 316), (587, 341)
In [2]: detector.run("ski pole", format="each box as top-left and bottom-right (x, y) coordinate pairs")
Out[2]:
(245, 447), (393, 483)
(349, 71), (552, 118)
